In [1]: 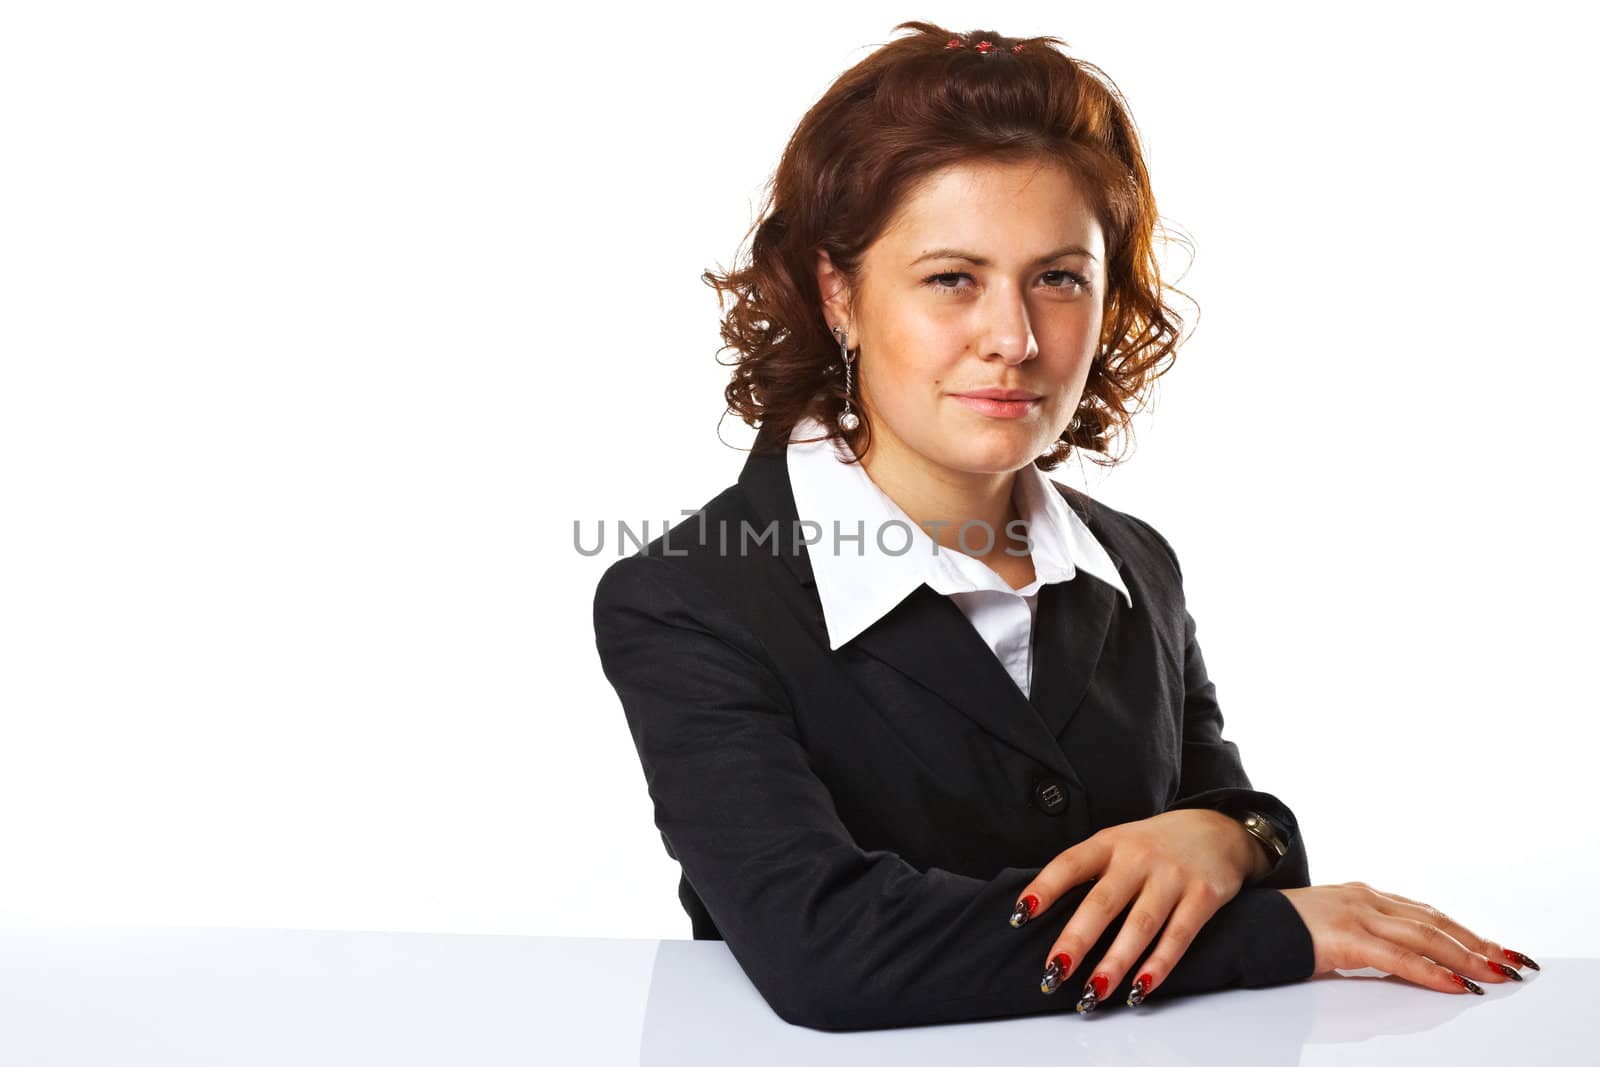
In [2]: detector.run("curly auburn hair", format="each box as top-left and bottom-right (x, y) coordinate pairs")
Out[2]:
(704, 21), (1196, 471)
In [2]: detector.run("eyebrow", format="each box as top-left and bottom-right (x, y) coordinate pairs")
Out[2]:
(908, 244), (1098, 267)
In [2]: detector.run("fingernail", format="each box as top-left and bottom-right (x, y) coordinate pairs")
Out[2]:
(1010, 893), (1039, 928)
(1486, 961), (1523, 981)
(1126, 973), (1152, 1007)
(1450, 972), (1484, 995)
(1075, 973), (1108, 1014)
(1040, 952), (1072, 995)
(1502, 948), (1540, 971)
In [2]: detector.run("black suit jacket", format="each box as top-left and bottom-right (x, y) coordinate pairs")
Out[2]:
(592, 427), (1315, 1031)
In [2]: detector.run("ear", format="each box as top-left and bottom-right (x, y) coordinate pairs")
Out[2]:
(814, 248), (854, 341)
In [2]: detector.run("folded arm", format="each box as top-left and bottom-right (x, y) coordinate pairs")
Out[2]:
(594, 554), (1314, 1032)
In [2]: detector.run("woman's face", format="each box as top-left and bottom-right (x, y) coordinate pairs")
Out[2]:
(818, 157), (1106, 477)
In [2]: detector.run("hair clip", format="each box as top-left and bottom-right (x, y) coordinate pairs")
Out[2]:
(945, 37), (1026, 54)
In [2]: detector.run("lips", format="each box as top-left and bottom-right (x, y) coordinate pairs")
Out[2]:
(952, 388), (1042, 401)
(950, 393), (1041, 419)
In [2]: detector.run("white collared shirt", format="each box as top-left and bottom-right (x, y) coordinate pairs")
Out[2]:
(785, 415), (1133, 696)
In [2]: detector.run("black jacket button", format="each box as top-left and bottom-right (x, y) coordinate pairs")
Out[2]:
(1032, 778), (1069, 815)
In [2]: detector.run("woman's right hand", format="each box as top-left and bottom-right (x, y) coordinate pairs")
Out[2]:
(1278, 882), (1539, 993)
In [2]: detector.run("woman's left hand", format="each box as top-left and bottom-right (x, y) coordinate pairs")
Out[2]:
(1012, 808), (1267, 1008)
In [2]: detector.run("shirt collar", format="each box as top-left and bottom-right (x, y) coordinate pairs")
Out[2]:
(785, 415), (1134, 651)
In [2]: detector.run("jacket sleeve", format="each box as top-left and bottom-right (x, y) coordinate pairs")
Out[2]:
(593, 553), (1316, 1032)
(1125, 514), (1312, 892)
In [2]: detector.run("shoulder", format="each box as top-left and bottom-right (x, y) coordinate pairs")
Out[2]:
(590, 479), (783, 645)
(1045, 478), (1185, 585)
(592, 478), (741, 590)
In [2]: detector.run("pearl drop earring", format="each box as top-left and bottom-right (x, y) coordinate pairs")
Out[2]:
(834, 326), (860, 432)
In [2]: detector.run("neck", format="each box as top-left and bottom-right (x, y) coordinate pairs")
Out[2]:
(856, 429), (1023, 562)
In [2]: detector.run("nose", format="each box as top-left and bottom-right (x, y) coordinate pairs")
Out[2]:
(981, 283), (1039, 365)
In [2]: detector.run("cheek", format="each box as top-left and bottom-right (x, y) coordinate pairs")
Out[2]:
(1046, 304), (1103, 349)
(1045, 316), (1103, 380)
(1038, 347), (1094, 391)
(863, 337), (960, 398)
(877, 302), (962, 359)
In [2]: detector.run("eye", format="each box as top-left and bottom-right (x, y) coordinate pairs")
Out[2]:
(921, 270), (1092, 295)
(924, 271), (974, 292)
(1042, 269), (1091, 292)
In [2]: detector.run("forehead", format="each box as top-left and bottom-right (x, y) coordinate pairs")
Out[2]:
(880, 158), (1102, 252)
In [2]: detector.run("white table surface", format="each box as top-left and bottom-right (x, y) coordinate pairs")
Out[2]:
(0, 924), (1581, 1065)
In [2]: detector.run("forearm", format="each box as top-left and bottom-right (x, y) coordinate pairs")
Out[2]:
(1170, 807), (1273, 883)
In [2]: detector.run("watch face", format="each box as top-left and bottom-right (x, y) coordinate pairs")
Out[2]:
(1242, 813), (1287, 856)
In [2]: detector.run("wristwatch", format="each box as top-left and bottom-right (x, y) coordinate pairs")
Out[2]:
(1234, 810), (1288, 863)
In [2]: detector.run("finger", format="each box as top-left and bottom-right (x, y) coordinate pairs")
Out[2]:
(1363, 904), (1520, 985)
(1123, 880), (1230, 1006)
(1077, 875), (1191, 1012)
(1010, 836), (1112, 928)
(1356, 888), (1532, 977)
(1361, 912), (1495, 993)
(1038, 872), (1140, 999)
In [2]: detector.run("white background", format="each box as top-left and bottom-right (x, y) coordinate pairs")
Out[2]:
(2, 1), (1594, 961)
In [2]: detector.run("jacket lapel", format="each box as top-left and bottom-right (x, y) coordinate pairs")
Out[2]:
(1028, 564), (1121, 742)
(736, 430), (1123, 782)
(848, 584), (1079, 779)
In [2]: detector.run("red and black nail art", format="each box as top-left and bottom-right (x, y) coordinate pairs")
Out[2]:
(1126, 973), (1152, 1007)
(1486, 961), (1524, 982)
(1040, 952), (1072, 995)
(1076, 973), (1108, 1014)
(1502, 948), (1540, 971)
(1010, 893), (1039, 929)
(1450, 972), (1484, 995)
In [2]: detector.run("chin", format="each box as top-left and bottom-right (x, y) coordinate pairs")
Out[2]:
(941, 438), (1038, 475)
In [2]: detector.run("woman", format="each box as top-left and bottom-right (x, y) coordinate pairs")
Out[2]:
(591, 22), (1537, 1032)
